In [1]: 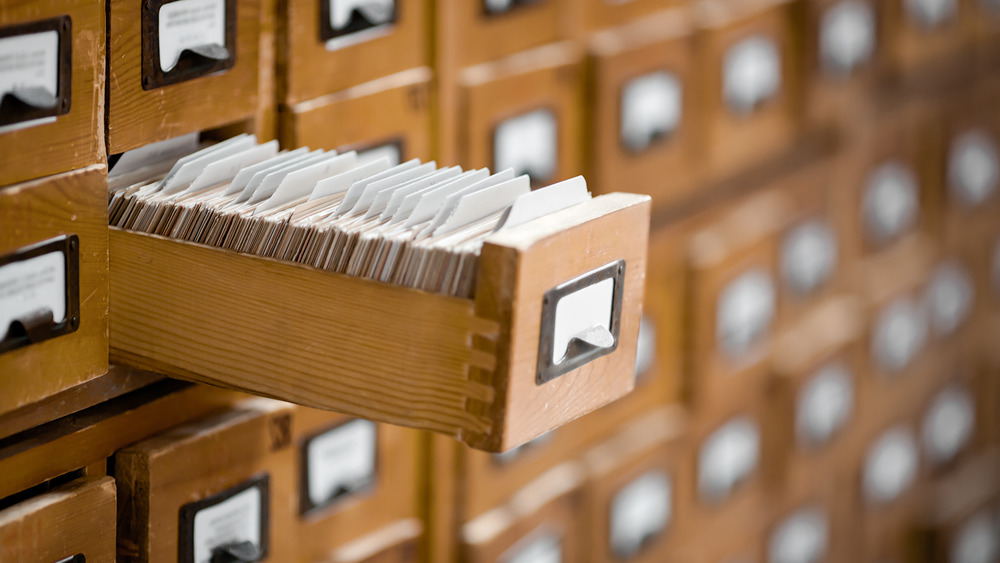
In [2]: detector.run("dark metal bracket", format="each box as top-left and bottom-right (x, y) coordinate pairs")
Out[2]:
(0, 16), (72, 127)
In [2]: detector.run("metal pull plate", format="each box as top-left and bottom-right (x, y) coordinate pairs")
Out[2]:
(300, 418), (377, 514)
(142, 0), (237, 90)
(0, 235), (80, 354)
(536, 260), (625, 385)
(320, 0), (397, 50)
(0, 16), (71, 129)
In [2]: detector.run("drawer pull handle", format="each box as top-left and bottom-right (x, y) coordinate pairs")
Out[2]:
(179, 43), (230, 65)
(561, 325), (615, 363)
(210, 541), (261, 563)
(2, 86), (59, 112)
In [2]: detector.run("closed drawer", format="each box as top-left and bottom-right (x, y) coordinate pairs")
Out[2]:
(279, 67), (433, 163)
(0, 1), (105, 187)
(107, 0), (261, 153)
(0, 475), (116, 562)
(0, 165), (108, 419)
(803, 0), (883, 128)
(279, 0), (429, 104)
(115, 399), (297, 563)
(436, 0), (568, 68)
(292, 408), (420, 562)
(695, 0), (801, 180)
(460, 462), (584, 563)
(580, 407), (689, 563)
(457, 42), (584, 189)
(684, 191), (790, 407)
(109, 189), (650, 452)
(587, 8), (702, 209)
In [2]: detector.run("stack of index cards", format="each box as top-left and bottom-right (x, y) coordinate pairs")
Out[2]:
(109, 134), (592, 297)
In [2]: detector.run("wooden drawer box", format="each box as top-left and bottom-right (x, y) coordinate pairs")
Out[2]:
(684, 191), (789, 407)
(694, 0), (801, 181)
(109, 192), (650, 452)
(278, 0), (429, 105)
(457, 42), (584, 189)
(107, 0), (261, 154)
(0, 165), (108, 420)
(460, 462), (584, 563)
(291, 408), (420, 562)
(436, 0), (568, 69)
(279, 67), (433, 163)
(116, 399), (297, 563)
(804, 0), (882, 128)
(587, 8), (703, 209)
(325, 519), (422, 563)
(882, 0), (973, 77)
(0, 475), (116, 563)
(576, 0), (679, 35)
(0, 0), (105, 187)
(580, 407), (689, 563)
(766, 296), (867, 492)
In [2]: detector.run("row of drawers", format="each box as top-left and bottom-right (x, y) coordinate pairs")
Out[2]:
(3, 0), (999, 188)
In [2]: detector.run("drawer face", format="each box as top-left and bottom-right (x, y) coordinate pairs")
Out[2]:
(0, 1), (105, 186)
(588, 14), (701, 207)
(281, 0), (428, 103)
(577, 0), (673, 34)
(459, 50), (582, 189)
(107, 0), (260, 153)
(280, 68), (432, 162)
(699, 0), (799, 179)
(115, 400), (297, 562)
(293, 408), (420, 560)
(0, 476), (116, 562)
(0, 165), (108, 418)
(438, 0), (565, 67)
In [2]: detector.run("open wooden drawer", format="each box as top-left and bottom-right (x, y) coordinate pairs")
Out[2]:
(109, 192), (650, 452)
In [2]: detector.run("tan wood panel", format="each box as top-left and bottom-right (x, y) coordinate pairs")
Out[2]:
(0, 0), (106, 187)
(0, 165), (109, 417)
(0, 476), (116, 563)
(106, 0), (261, 153)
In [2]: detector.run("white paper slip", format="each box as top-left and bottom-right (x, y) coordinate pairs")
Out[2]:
(400, 169), (494, 228)
(496, 176), (591, 232)
(110, 133), (200, 179)
(343, 161), (437, 217)
(185, 140), (279, 194)
(237, 150), (323, 204)
(0, 29), (59, 106)
(158, 0), (227, 73)
(369, 166), (462, 221)
(434, 175), (530, 236)
(335, 159), (422, 216)
(160, 134), (255, 195)
(310, 157), (392, 201)
(225, 149), (309, 197)
(256, 151), (358, 213)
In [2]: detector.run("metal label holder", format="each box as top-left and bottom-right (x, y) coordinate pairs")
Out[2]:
(535, 260), (625, 385)
(177, 474), (270, 563)
(0, 16), (72, 127)
(0, 235), (80, 355)
(141, 0), (237, 90)
(318, 0), (399, 43)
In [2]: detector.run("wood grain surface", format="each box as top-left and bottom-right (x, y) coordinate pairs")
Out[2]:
(0, 165), (109, 418)
(106, 0), (260, 153)
(0, 0), (105, 187)
(0, 475), (116, 563)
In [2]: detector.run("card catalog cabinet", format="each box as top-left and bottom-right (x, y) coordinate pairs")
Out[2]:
(115, 399), (297, 563)
(108, 192), (651, 452)
(0, 475), (116, 563)
(0, 0), (105, 187)
(694, 0), (801, 181)
(279, 67), (433, 163)
(456, 42), (584, 190)
(460, 462), (583, 563)
(0, 165), (108, 420)
(587, 8), (703, 209)
(579, 407), (689, 563)
(277, 0), (429, 104)
(107, 0), (261, 153)
(291, 407), (421, 562)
